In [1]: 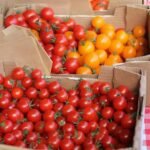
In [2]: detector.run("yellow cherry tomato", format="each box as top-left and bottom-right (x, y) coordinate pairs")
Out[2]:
(91, 16), (105, 29)
(95, 49), (108, 64)
(76, 66), (92, 75)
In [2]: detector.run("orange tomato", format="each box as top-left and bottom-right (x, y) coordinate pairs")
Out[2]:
(101, 29), (115, 39)
(137, 37), (148, 48)
(78, 40), (95, 55)
(101, 24), (115, 31)
(65, 31), (74, 41)
(95, 34), (111, 50)
(104, 54), (123, 66)
(109, 39), (124, 55)
(85, 30), (97, 41)
(84, 52), (100, 69)
(133, 25), (146, 38)
(31, 29), (40, 41)
(122, 46), (136, 59)
(91, 16), (105, 29)
(76, 66), (92, 75)
(115, 30), (129, 44)
(79, 55), (85, 66)
(127, 37), (140, 50)
(95, 49), (108, 64)
(67, 51), (80, 60)
(94, 65), (101, 74)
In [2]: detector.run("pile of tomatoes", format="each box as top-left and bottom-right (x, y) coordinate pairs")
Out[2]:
(0, 67), (138, 150)
(90, 0), (109, 11)
(4, 6), (148, 75)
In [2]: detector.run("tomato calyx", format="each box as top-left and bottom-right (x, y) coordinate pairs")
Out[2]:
(91, 128), (99, 137)
(51, 24), (59, 31)
(23, 129), (29, 136)
(0, 121), (5, 127)
(54, 111), (62, 119)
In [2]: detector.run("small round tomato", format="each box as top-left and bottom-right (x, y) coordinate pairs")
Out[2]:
(50, 17), (62, 26)
(67, 111), (80, 123)
(43, 110), (55, 121)
(8, 108), (22, 122)
(21, 77), (33, 88)
(34, 78), (46, 90)
(52, 34), (68, 46)
(27, 109), (41, 122)
(53, 44), (67, 56)
(0, 96), (10, 109)
(0, 120), (13, 133)
(48, 81), (61, 94)
(63, 123), (75, 134)
(79, 97), (92, 108)
(44, 121), (58, 133)
(39, 88), (49, 99)
(78, 40), (95, 55)
(31, 69), (43, 80)
(68, 95), (79, 107)
(133, 25), (145, 38)
(65, 58), (80, 74)
(56, 23), (68, 34)
(113, 111), (125, 123)
(51, 61), (63, 74)
(39, 98), (53, 112)
(84, 52), (100, 69)
(62, 104), (75, 116)
(99, 95), (110, 107)
(11, 87), (23, 99)
(26, 132), (38, 143)
(95, 34), (111, 50)
(73, 131), (85, 145)
(115, 30), (129, 44)
(19, 121), (33, 133)
(40, 7), (54, 20)
(60, 138), (74, 150)
(23, 9), (37, 20)
(99, 82), (111, 94)
(101, 107), (114, 119)
(95, 49), (108, 64)
(56, 89), (68, 103)
(83, 107), (98, 122)
(122, 46), (136, 59)
(113, 96), (127, 110)
(78, 80), (91, 90)
(3, 77), (15, 89)
(12, 130), (23, 140)
(17, 97), (30, 113)
(102, 135), (115, 148)
(64, 18), (76, 30)
(25, 87), (38, 99)
(4, 15), (18, 27)
(99, 119), (109, 128)
(73, 25), (85, 40)
(117, 85), (129, 96)
(34, 121), (44, 133)
(92, 16), (105, 29)
(125, 102), (137, 113)
(77, 121), (90, 134)
(76, 66), (92, 75)
(121, 114), (135, 129)
(107, 122), (117, 135)
(4, 133), (16, 145)
(11, 67), (25, 80)
(47, 136), (60, 149)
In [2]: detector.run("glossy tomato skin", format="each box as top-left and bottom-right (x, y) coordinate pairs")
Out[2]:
(48, 81), (61, 94)
(73, 25), (85, 40)
(101, 107), (114, 119)
(4, 133), (16, 145)
(11, 67), (25, 80)
(72, 131), (85, 145)
(113, 110), (125, 123)
(34, 78), (46, 90)
(26, 87), (38, 99)
(11, 87), (23, 99)
(4, 15), (18, 27)
(77, 121), (90, 134)
(108, 89), (121, 101)
(53, 34), (68, 46)
(67, 111), (79, 123)
(39, 98), (53, 112)
(99, 82), (111, 94)
(47, 135), (60, 149)
(0, 96), (10, 109)
(56, 89), (68, 103)
(60, 138), (74, 150)
(64, 18), (76, 30)
(99, 95), (110, 107)
(113, 96), (127, 110)
(117, 85), (129, 96)
(40, 7), (54, 20)
(21, 77), (33, 88)
(23, 9), (37, 21)
(56, 23), (69, 34)
(27, 109), (41, 122)
(19, 121), (34, 133)
(31, 69), (43, 80)
(53, 44), (67, 57)
(43, 110), (55, 121)
(65, 58), (80, 74)
(0, 120), (13, 133)
(44, 121), (58, 133)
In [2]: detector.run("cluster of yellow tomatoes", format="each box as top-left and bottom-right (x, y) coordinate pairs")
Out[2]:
(67, 16), (147, 75)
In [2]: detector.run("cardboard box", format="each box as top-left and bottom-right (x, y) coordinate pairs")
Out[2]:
(0, 64), (146, 150)
(0, 26), (52, 75)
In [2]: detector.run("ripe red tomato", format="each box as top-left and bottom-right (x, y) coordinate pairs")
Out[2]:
(19, 121), (34, 133)
(0, 74), (4, 84)
(39, 98), (53, 112)
(12, 130), (23, 140)
(48, 81), (61, 94)
(15, 14), (25, 23)
(47, 136), (60, 149)
(125, 102), (137, 113)
(3, 77), (15, 89)
(8, 108), (22, 122)
(95, 128), (108, 142)
(72, 131), (85, 145)
(89, 121), (99, 131)
(101, 107), (114, 119)
(73, 25), (85, 40)
(68, 95), (79, 107)
(26, 132), (38, 143)
(64, 18), (76, 30)
(11, 87), (23, 99)
(40, 29), (54, 44)
(99, 82), (111, 94)
(113, 111), (125, 123)
(107, 122), (117, 135)
(51, 61), (63, 74)
(26, 87), (38, 99)
(78, 80), (91, 90)
(63, 123), (75, 134)
(83, 107), (98, 122)
(79, 97), (92, 108)
(0, 96), (10, 109)
(117, 85), (129, 96)
(60, 138), (74, 150)
(27, 15), (41, 30)
(99, 119), (109, 128)
(31, 69), (43, 80)
(56, 23), (69, 34)
(15, 141), (26, 148)
(21, 77), (33, 88)
(23, 9), (37, 21)
(17, 97), (30, 113)
(56, 89), (68, 103)
(113, 96), (127, 110)
(53, 103), (64, 112)
(67, 111), (80, 123)
(11, 67), (25, 80)
(39, 88), (49, 99)
(65, 58), (80, 73)
(4, 133), (16, 145)
(80, 88), (93, 98)
(99, 95), (110, 107)
(121, 114), (135, 129)
(40, 7), (54, 20)
(53, 44), (67, 56)
(91, 81), (101, 94)
(34, 121), (44, 133)
(62, 104), (75, 116)
(125, 91), (138, 103)
(44, 44), (54, 53)
(68, 89), (79, 96)
(102, 135), (116, 148)
(44, 121), (58, 133)
(52, 34), (68, 46)
(77, 121), (90, 134)
(51, 55), (62, 62)
(108, 89), (121, 101)
(27, 109), (41, 122)
(0, 120), (13, 133)
(4, 15), (18, 27)
(34, 78), (46, 90)
(50, 17), (62, 26)
(43, 110), (55, 121)
(67, 39), (77, 49)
